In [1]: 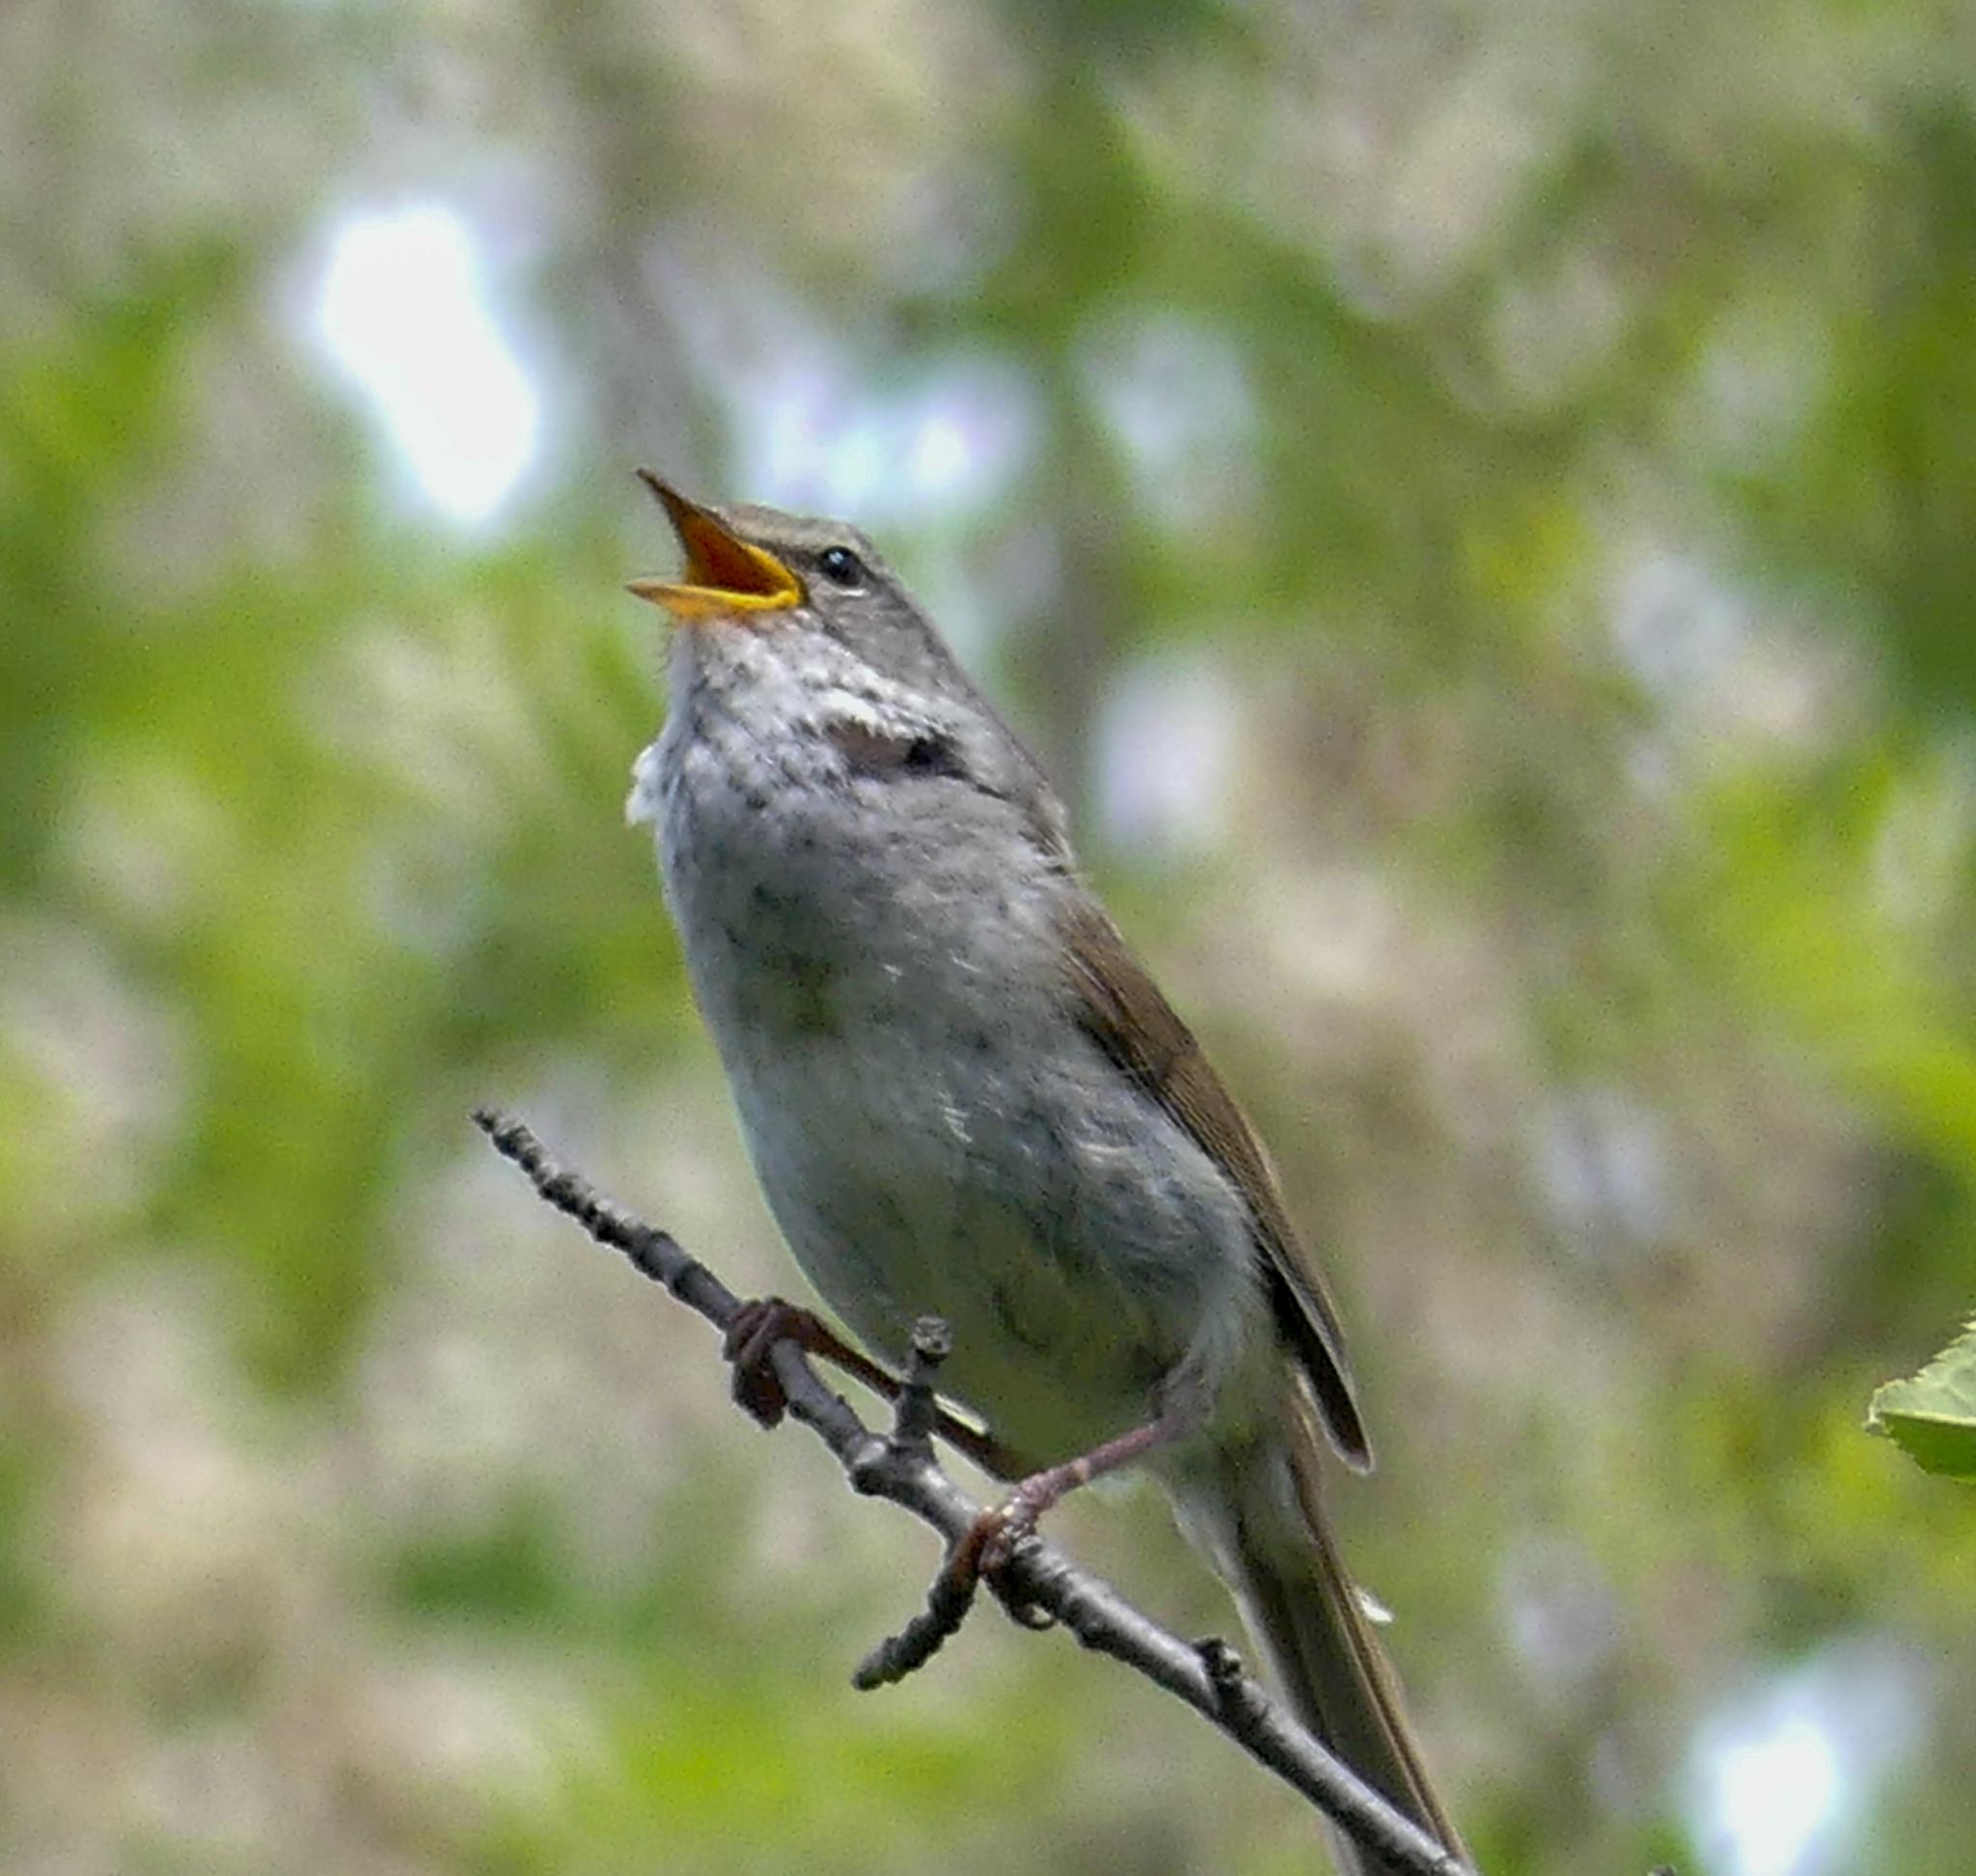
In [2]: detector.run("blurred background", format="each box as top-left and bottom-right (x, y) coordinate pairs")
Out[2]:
(4, 0), (1975, 1871)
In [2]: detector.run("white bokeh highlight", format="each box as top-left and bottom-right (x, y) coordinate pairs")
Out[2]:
(1076, 307), (1259, 531)
(314, 204), (542, 529)
(1687, 1638), (1925, 1876)
(647, 242), (1038, 530)
(1094, 651), (1235, 858)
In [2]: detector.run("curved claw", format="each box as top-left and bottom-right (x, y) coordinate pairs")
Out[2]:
(934, 1488), (1054, 1628)
(721, 1296), (819, 1427)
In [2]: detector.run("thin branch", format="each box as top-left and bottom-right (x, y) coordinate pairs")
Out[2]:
(473, 1107), (1477, 1876)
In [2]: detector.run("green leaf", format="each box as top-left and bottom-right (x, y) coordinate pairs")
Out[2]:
(1869, 1319), (1976, 1480)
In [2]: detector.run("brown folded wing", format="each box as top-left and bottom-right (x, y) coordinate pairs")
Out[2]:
(1057, 897), (1371, 1471)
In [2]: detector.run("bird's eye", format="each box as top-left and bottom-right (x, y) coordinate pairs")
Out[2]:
(816, 545), (866, 588)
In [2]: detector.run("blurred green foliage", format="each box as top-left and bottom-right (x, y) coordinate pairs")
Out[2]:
(4, 1), (1976, 1872)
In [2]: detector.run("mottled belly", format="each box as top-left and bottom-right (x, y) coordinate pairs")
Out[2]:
(731, 1029), (1174, 1468)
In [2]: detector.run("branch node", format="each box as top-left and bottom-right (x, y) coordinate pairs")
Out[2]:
(909, 1315), (953, 1365)
(983, 1540), (1056, 1630)
(889, 1315), (951, 1458)
(1197, 1637), (1260, 1721)
(845, 1436), (895, 1496)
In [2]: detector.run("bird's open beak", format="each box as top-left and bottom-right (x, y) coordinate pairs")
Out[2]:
(627, 470), (801, 621)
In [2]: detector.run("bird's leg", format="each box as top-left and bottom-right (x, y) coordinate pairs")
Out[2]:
(946, 1393), (1205, 1591)
(722, 1297), (1020, 1476)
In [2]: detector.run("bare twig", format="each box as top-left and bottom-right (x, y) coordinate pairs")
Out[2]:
(473, 1107), (1476, 1876)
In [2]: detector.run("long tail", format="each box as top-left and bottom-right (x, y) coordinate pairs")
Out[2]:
(1172, 1413), (1465, 1875)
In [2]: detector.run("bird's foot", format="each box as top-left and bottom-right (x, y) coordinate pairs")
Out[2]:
(926, 1475), (1058, 1631)
(974, 1476), (1055, 1576)
(937, 1407), (1197, 1617)
(721, 1296), (854, 1427)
